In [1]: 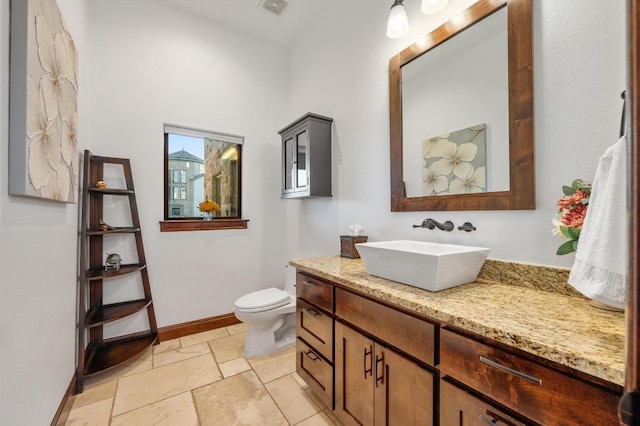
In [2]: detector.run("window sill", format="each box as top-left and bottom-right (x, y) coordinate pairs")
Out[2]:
(159, 219), (249, 232)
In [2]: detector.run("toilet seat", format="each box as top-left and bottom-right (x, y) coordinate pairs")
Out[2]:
(234, 288), (293, 313)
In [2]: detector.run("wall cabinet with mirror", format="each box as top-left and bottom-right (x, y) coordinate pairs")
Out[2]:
(280, 113), (333, 199)
(390, 0), (534, 211)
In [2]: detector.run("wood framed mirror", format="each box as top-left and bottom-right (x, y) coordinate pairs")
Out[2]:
(389, 0), (534, 211)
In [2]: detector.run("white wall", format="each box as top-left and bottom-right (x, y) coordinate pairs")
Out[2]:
(285, 0), (626, 273)
(86, 1), (291, 330)
(0, 0), (627, 423)
(0, 0), (88, 424)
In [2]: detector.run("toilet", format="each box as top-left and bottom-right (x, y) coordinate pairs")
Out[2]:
(233, 283), (296, 357)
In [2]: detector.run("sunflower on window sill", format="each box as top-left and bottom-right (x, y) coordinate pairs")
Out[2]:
(198, 197), (220, 220)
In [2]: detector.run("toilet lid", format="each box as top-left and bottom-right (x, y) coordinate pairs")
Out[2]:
(235, 288), (292, 312)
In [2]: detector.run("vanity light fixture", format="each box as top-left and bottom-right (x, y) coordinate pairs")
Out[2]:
(386, 0), (449, 39)
(387, 0), (409, 39)
(421, 0), (448, 14)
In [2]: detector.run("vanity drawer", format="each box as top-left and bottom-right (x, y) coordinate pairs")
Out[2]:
(296, 299), (333, 361)
(440, 379), (527, 426)
(296, 273), (333, 313)
(296, 338), (333, 408)
(440, 328), (620, 426)
(335, 288), (435, 366)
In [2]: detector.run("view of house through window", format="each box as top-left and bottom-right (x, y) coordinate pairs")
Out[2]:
(164, 125), (242, 219)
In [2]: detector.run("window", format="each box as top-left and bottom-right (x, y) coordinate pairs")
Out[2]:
(161, 124), (247, 231)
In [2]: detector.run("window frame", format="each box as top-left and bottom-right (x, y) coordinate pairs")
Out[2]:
(160, 124), (248, 232)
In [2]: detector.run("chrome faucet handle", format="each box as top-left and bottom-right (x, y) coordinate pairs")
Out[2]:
(457, 222), (477, 232)
(412, 219), (434, 229)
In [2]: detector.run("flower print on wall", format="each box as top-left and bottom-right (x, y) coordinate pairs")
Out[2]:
(422, 124), (487, 196)
(9, 0), (79, 203)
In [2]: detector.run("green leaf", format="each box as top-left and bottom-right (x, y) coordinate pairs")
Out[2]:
(562, 185), (576, 196)
(559, 226), (580, 239)
(556, 240), (577, 255)
(575, 180), (591, 191)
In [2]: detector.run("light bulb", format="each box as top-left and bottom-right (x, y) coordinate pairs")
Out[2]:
(421, 0), (448, 14)
(387, 2), (409, 39)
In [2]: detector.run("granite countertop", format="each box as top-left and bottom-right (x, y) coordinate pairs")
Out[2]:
(289, 256), (625, 387)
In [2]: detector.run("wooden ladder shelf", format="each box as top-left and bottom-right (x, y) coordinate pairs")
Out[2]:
(76, 150), (158, 393)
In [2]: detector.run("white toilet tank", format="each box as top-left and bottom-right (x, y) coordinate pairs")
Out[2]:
(284, 280), (296, 296)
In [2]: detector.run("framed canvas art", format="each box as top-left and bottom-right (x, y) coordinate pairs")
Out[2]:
(9, 0), (79, 203)
(422, 124), (487, 196)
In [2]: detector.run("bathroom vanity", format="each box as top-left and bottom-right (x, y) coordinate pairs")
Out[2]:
(292, 256), (624, 425)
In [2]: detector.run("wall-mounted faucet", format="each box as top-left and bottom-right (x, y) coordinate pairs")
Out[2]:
(412, 218), (454, 232)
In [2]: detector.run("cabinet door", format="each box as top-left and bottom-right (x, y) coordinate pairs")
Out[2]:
(283, 135), (295, 192)
(295, 129), (308, 190)
(374, 344), (434, 426)
(440, 380), (527, 426)
(335, 322), (375, 426)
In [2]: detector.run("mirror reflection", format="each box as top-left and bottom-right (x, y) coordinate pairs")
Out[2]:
(402, 7), (509, 198)
(389, 0), (534, 212)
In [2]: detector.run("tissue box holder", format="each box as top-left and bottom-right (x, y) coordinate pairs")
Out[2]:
(340, 235), (368, 259)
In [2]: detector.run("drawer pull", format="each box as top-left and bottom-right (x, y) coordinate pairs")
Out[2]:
(302, 308), (320, 317)
(480, 356), (542, 386)
(375, 354), (385, 388)
(479, 414), (498, 425)
(479, 415), (497, 425)
(302, 280), (315, 287)
(364, 346), (373, 379)
(480, 411), (519, 426)
(303, 350), (320, 362)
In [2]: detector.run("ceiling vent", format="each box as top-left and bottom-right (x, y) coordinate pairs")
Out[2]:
(260, 0), (288, 16)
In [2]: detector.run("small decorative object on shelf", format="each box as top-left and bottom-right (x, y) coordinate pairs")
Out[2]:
(105, 252), (122, 271)
(553, 179), (591, 255)
(96, 180), (106, 189)
(198, 197), (220, 221)
(99, 219), (115, 231)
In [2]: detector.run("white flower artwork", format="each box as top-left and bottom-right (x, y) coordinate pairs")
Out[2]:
(422, 124), (487, 196)
(9, 0), (79, 203)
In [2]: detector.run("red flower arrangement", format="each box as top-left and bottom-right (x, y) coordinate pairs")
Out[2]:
(553, 179), (591, 255)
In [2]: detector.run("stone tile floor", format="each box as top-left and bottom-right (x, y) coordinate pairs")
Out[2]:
(65, 323), (340, 425)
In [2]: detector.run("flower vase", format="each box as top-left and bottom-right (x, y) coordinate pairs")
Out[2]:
(203, 211), (212, 221)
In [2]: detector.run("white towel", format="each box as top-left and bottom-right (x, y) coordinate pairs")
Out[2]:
(568, 136), (627, 309)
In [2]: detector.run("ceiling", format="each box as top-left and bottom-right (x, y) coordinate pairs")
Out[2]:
(159, 0), (340, 48)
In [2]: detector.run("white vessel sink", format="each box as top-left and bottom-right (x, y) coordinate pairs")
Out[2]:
(355, 240), (490, 292)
